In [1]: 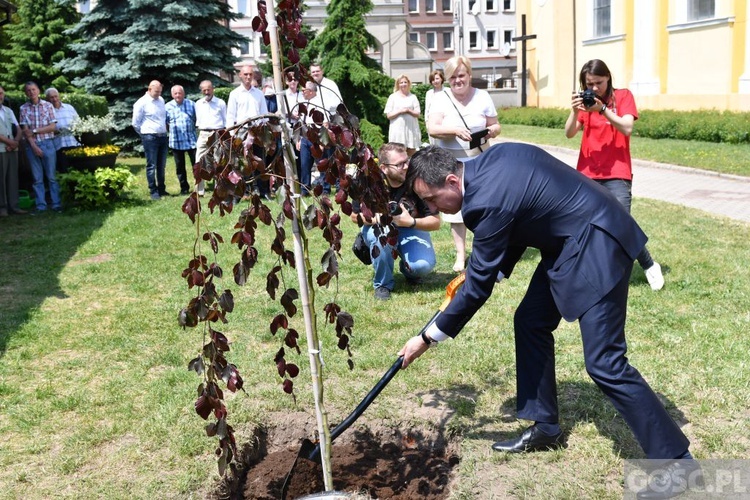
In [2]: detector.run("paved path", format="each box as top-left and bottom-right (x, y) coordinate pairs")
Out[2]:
(495, 139), (750, 224)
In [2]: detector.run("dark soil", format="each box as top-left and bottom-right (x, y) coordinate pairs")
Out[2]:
(214, 412), (459, 500)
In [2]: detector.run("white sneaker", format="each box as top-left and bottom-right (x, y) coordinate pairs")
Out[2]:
(645, 262), (665, 291)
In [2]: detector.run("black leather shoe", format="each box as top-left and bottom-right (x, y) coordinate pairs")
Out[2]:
(492, 425), (564, 453)
(636, 460), (704, 499)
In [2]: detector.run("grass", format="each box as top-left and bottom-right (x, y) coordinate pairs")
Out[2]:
(1, 151), (749, 498)
(500, 124), (750, 177)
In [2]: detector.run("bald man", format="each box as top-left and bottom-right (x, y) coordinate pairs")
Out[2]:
(132, 80), (169, 200)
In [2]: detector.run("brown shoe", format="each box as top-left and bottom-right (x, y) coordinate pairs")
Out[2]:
(12, 208), (29, 215)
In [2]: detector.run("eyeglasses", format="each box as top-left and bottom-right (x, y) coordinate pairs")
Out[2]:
(381, 160), (409, 170)
(286, 76), (298, 81)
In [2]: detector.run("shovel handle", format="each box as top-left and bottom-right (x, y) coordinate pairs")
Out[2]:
(307, 355), (403, 460)
(306, 274), (466, 461)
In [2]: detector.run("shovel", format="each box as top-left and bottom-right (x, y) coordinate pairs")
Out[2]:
(281, 273), (466, 499)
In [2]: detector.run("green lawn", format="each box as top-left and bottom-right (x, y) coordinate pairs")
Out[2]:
(501, 124), (750, 177)
(0, 154), (748, 498)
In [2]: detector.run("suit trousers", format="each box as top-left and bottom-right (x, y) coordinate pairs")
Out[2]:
(513, 262), (690, 459)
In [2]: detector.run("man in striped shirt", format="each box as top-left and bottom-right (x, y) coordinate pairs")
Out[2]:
(166, 85), (197, 196)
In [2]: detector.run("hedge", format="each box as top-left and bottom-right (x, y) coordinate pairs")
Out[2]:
(498, 106), (750, 145)
(3, 90), (108, 118)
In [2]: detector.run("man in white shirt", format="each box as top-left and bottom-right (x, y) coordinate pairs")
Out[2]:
(309, 63), (342, 118)
(226, 65), (270, 199)
(194, 80), (227, 196)
(132, 80), (169, 200)
(226, 65), (268, 127)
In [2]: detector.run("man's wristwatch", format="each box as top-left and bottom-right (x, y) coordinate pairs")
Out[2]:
(421, 331), (438, 347)
(599, 104), (607, 115)
(32, 128), (38, 135)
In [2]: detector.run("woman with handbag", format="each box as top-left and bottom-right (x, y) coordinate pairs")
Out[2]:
(427, 56), (501, 272)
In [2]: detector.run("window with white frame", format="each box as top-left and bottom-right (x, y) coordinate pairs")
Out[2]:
(688, 0), (714, 20)
(409, 32), (419, 43)
(486, 30), (498, 50)
(409, 0), (419, 13)
(593, 0), (611, 37)
(486, 0), (498, 12)
(238, 39), (250, 55)
(503, 0), (514, 11)
(468, 30), (479, 50)
(426, 0), (436, 12)
(468, 0), (479, 14)
(443, 31), (454, 51)
(78, 0), (90, 14)
(442, 0), (452, 13)
(504, 28), (515, 48)
(426, 32), (437, 51)
(236, 0), (249, 15)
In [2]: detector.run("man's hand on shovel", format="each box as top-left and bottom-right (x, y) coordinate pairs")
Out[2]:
(398, 272), (466, 368)
(398, 336), (431, 368)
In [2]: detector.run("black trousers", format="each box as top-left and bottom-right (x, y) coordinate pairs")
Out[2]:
(513, 262), (689, 459)
(172, 148), (195, 193)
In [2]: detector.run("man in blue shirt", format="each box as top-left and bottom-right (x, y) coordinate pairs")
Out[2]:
(166, 85), (197, 196)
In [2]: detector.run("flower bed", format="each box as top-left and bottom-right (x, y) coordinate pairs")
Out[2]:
(64, 145), (121, 171)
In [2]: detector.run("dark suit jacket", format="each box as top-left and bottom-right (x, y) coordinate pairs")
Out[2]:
(436, 143), (647, 336)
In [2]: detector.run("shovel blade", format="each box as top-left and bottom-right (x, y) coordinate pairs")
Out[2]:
(281, 438), (317, 499)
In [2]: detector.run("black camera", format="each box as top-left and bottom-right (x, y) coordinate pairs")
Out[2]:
(388, 201), (403, 216)
(579, 89), (597, 108)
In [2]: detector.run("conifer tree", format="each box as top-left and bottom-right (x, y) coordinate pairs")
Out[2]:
(62, 0), (246, 149)
(0, 0), (80, 91)
(306, 0), (392, 132)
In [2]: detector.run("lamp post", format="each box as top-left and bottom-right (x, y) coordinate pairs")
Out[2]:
(453, 0), (463, 55)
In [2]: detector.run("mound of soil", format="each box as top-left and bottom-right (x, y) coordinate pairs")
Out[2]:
(243, 431), (458, 499)
(216, 412), (460, 500)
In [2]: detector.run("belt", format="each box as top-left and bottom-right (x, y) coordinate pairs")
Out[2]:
(199, 128), (222, 132)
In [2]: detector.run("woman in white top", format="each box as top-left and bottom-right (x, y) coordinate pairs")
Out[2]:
(427, 55), (501, 272)
(424, 69), (445, 126)
(384, 74), (422, 156)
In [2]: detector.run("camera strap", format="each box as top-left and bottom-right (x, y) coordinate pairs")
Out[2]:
(446, 90), (484, 153)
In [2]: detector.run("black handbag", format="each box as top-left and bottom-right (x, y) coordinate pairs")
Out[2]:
(352, 231), (372, 265)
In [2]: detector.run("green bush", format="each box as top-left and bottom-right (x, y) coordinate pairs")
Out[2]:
(58, 166), (135, 210)
(359, 118), (385, 154)
(499, 106), (750, 144)
(214, 87), (233, 104)
(3, 90), (108, 118)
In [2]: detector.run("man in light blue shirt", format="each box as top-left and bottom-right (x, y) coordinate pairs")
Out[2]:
(132, 80), (169, 200)
(166, 85), (197, 196)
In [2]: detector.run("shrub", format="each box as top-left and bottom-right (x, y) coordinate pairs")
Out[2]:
(2, 90), (108, 119)
(500, 107), (750, 145)
(359, 118), (385, 153)
(58, 166), (135, 210)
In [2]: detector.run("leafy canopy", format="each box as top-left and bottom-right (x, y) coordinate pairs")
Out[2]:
(60, 0), (246, 149)
(0, 0), (81, 91)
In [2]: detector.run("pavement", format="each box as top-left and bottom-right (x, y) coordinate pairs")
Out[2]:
(494, 139), (750, 224)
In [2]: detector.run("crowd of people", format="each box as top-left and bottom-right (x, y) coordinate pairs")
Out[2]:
(0, 81), (79, 216)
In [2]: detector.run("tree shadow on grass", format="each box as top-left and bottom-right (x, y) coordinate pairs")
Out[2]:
(0, 163), (151, 357)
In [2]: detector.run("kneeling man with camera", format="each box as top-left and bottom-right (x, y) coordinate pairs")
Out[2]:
(350, 142), (441, 300)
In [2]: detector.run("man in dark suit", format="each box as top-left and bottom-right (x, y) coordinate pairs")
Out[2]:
(397, 144), (693, 468)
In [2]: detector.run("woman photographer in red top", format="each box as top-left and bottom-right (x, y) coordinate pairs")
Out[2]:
(565, 59), (664, 291)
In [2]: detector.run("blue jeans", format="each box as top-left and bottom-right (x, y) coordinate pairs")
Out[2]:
(298, 137), (314, 194)
(596, 179), (654, 270)
(362, 224), (436, 290)
(25, 139), (60, 211)
(142, 134), (168, 195)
